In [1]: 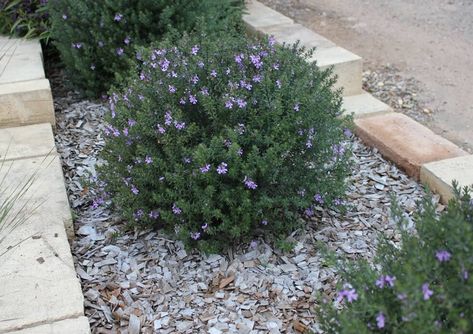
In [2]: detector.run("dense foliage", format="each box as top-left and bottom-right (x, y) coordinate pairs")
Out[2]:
(98, 34), (352, 252)
(0, 0), (50, 40)
(319, 184), (473, 333)
(48, 0), (244, 97)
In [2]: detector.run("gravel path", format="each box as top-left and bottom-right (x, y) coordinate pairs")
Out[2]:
(48, 67), (432, 333)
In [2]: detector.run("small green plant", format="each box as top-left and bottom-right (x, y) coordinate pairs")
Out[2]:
(48, 0), (244, 97)
(318, 183), (473, 333)
(98, 33), (352, 253)
(0, 0), (50, 41)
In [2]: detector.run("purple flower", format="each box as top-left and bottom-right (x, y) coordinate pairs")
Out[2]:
(134, 209), (144, 220)
(376, 313), (385, 329)
(268, 35), (276, 47)
(337, 287), (358, 303)
(172, 203), (182, 215)
(200, 87), (209, 96)
(168, 85), (176, 93)
(191, 75), (199, 84)
(305, 139), (313, 149)
(62, 14), (68, 20)
(422, 283), (433, 300)
(190, 232), (201, 240)
(436, 250), (451, 262)
(294, 103), (300, 112)
(250, 240), (258, 249)
(201, 223), (208, 230)
(217, 162), (228, 175)
(90, 64), (96, 70)
(149, 210), (159, 219)
(210, 69), (217, 78)
(72, 42), (82, 49)
(243, 176), (257, 190)
(276, 80), (281, 88)
(164, 112), (173, 125)
(314, 193), (324, 204)
(98, 41), (104, 48)
(128, 119), (136, 127)
(235, 53), (244, 64)
(197, 61), (205, 68)
(156, 124), (166, 134)
(252, 75), (262, 83)
(191, 45), (200, 55)
(237, 148), (244, 156)
(344, 128), (353, 138)
(225, 99), (234, 109)
(131, 185), (139, 195)
(114, 13), (123, 22)
(376, 275), (396, 288)
(122, 127), (129, 136)
(304, 207), (314, 217)
(174, 121), (186, 130)
(397, 293), (407, 301)
(261, 220), (268, 226)
(189, 95), (198, 104)
(145, 156), (153, 164)
(116, 48), (124, 56)
(236, 98), (247, 109)
(250, 54), (262, 69)
(124, 36), (131, 45)
(272, 62), (280, 70)
(160, 58), (170, 72)
(200, 164), (211, 173)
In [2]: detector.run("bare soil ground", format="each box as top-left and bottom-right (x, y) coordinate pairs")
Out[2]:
(261, 0), (473, 152)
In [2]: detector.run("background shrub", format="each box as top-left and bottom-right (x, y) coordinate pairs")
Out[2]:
(319, 184), (473, 333)
(0, 0), (50, 40)
(48, 0), (244, 97)
(98, 34), (352, 253)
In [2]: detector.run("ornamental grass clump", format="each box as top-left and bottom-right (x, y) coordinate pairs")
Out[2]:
(99, 34), (352, 252)
(319, 183), (473, 333)
(48, 0), (244, 97)
(0, 0), (50, 40)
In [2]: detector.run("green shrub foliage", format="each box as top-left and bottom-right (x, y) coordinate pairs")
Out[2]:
(48, 0), (244, 97)
(0, 0), (50, 40)
(99, 35), (352, 252)
(319, 183), (473, 333)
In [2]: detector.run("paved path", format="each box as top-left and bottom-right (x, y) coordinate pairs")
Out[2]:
(263, 0), (473, 151)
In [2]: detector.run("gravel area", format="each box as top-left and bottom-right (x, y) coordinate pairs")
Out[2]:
(45, 66), (435, 334)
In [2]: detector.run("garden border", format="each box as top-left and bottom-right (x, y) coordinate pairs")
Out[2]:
(244, 0), (473, 202)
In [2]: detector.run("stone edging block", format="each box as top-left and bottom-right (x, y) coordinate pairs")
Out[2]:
(420, 155), (473, 203)
(7, 317), (90, 334)
(257, 23), (335, 49)
(343, 92), (393, 119)
(355, 112), (468, 179)
(243, 0), (294, 35)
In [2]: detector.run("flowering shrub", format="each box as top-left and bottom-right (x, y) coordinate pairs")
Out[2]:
(98, 34), (352, 252)
(48, 0), (244, 97)
(0, 0), (50, 40)
(319, 183), (473, 333)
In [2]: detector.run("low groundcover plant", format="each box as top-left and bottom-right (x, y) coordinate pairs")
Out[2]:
(98, 34), (352, 252)
(319, 184), (473, 333)
(0, 0), (50, 40)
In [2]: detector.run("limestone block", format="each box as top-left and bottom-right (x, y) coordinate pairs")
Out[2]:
(0, 156), (81, 332)
(355, 113), (468, 179)
(258, 23), (335, 49)
(243, 0), (293, 36)
(0, 123), (57, 161)
(0, 79), (55, 128)
(311, 47), (363, 96)
(420, 155), (473, 203)
(9, 317), (90, 334)
(342, 92), (393, 118)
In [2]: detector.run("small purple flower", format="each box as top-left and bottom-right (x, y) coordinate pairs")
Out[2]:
(201, 223), (208, 230)
(172, 203), (182, 215)
(210, 69), (217, 78)
(252, 74), (262, 83)
(191, 45), (200, 55)
(436, 250), (451, 262)
(397, 293), (407, 301)
(334, 198), (343, 206)
(235, 53), (244, 64)
(124, 36), (131, 45)
(250, 54), (263, 69)
(128, 119), (136, 127)
(422, 283), (433, 300)
(243, 176), (257, 190)
(305, 139), (313, 149)
(276, 80), (281, 88)
(114, 13), (123, 22)
(200, 87), (209, 96)
(62, 14), (68, 20)
(225, 99), (234, 109)
(304, 207), (314, 217)
(122, 127), (129, 136)
(174, 121), (186, 130)
(376, 275), (396, 288)
(261, 220), (268, 226)
(72, 42), (82, 49)
(197, 61), (205, 68)
(337, 287), (358, 303)
(217, 162), (228, 175)
(149, 210), (159, 219)
(190, 231), (201, 240)
(200, 164), (211, 173)
(268, 35), (276, 47)
(131, 185), (139, 195)
(294, 103), (300, 112)
(376, 313), (385, 329)
(98, 41), (104, 48)
(272, 62), (280, 70)
(116, 48), (124, 56)
(344, 128), (353, 138)
(236, 98), (247, 109)
(156, 124), (166, 134)
(90, 64), (96, 70)
(237, 148), (244, 156)
(462, 268), (469, 281)
(145, 156), (153, 164)
(134, 209), (144, 220)
(314, 194), (324, 204)
(164, 112), (173, 126)
(250, 240), (258, 249)
(191, 75), (199, 84)
(189, 95), (198, 104)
